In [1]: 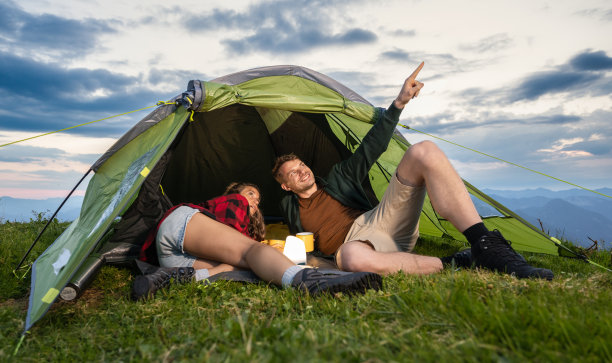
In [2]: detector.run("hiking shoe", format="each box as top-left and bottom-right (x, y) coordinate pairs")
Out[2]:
(472, 230), (554, 280)
(441, 249), (473, 269)
(291, 268), (382, 296)
(132, 266), (196, 300)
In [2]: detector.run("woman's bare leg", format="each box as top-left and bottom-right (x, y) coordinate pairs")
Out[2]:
(193, 259), (241, 275)
(183, 213), (295, 285)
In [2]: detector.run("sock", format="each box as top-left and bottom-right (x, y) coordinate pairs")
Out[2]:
(281, 265), (305, 288)
(463, 222), (489, 247)
(195, 269), (210, 281)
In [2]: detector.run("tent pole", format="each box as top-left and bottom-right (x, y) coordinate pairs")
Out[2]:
(14, 168), (92, 272)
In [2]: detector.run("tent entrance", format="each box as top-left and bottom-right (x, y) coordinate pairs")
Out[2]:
(161, 104), (377, 217)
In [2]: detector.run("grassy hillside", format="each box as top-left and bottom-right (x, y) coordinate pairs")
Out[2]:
(1, 218), (611, 362)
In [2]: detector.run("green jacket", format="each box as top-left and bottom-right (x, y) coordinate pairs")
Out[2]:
(280, 103), (403, 235)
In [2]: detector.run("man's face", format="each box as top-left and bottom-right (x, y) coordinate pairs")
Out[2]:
(277, 159), (315, 193)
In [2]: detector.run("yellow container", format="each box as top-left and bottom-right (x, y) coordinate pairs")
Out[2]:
(267, 239), (286, 252)
(296, 232), (314, 252)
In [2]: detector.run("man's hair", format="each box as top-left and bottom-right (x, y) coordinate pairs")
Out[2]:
(271, 153), (300, 183)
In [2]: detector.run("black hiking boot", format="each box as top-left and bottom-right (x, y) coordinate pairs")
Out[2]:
(291, 268), (382, 296)
(441, 249), (473, 269)
(472, 230), (554, 280)
(132, 266), (196, 300)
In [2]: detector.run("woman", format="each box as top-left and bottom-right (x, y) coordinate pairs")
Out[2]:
(133, 182), (382, 300)
(223, 182), (266, 242)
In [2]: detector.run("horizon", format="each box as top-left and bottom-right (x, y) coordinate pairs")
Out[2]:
(0, 0), (610, 199)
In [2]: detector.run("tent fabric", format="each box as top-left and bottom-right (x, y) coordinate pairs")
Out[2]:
(92, 102), (180, 171)
(210, 65), (373, 106)
(25, 65), (572, 333)
(25, 107), (189, 331)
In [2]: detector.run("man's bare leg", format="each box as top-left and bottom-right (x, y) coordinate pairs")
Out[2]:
(392, 140), (553, 280)
(337, 241), (443, 275)
(396, 140), (481, 232)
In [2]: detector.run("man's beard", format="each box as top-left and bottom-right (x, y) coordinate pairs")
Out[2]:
(294, 177), (316, 193)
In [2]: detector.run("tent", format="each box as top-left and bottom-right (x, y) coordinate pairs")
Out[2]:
(24, 65), (578, 333)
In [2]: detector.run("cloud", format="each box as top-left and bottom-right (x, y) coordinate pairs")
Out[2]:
(536, 137), (596, 158)
(569, 50), (612, 71)
(0, 167), (89, 190)
(564, 134), (612, 156)
(226, 27), (376, 54)
(147, 68), (211, 88)
(406, 112), (581, 135)
(0, 52), (134, 100)
(484, 49), (612, 103)
(391, 29), (416, 37)
(380, 49), (411, 62)
(379, 48), (458, 65)
(575, 7), (612, 21)
(0, 1), (116, 57)
(459, 33), (514, 53)
(0, 144), (94, 190)
(510, 71), (602, 102)
(0, 144), (67, 163)
(404, 106), (612, 181)
(0, 51), (180, 136)
(0, 159), (92, 174)
(184, 0), (376, 54)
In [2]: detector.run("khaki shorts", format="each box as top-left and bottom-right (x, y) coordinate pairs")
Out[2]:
(343, 173), (426, 253)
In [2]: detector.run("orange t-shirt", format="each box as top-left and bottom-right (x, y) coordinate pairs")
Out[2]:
(298, 188), (365, 255)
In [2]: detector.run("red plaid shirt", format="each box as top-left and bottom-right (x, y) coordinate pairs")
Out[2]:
(139, 193), (251, 263)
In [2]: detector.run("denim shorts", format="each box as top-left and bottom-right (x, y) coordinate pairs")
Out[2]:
(156, 206), (200, 268)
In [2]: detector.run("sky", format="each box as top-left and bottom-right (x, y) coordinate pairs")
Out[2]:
(0, 0), (611, 200)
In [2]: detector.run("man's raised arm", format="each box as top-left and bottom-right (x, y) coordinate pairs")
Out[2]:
(393, 61), (425, 109)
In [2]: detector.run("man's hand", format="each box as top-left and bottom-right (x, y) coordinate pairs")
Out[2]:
(393, 62), (424, 109)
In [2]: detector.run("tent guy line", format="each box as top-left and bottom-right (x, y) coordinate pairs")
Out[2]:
(0, 102), (173, 148)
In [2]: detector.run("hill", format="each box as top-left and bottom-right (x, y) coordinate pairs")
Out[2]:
(483, 188), (612, 248)
(0, 196), (84, 222)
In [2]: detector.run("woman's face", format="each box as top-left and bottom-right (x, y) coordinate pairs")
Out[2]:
(240, 186), (260, 216)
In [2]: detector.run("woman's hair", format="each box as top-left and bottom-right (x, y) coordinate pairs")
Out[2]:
(223, 182), (266, 241)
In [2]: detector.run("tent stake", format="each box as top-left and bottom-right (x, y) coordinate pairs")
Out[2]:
(14, 169), (92, 273)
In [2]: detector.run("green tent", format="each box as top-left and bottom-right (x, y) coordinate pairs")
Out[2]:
(24, 65), (576, 333)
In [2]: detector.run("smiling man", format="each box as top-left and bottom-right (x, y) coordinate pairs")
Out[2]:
(272, 62), (553, 280)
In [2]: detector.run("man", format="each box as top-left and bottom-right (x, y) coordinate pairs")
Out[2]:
(272, 62), (553, 280)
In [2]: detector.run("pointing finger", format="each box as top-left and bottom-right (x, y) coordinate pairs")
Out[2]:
(409, 61), (424, 80)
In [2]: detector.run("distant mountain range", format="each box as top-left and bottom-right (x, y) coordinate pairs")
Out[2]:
(482, 188), (612, 249)
(0, 196), (85, 222)
(1, 188), (611, 248)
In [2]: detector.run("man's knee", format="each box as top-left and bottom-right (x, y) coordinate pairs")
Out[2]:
(336, 241), (375, 272)
(397, 140), (446, 182)
(402, 141), (443, 166)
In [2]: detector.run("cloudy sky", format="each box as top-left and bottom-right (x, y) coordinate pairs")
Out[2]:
(0, 0), (611, 200)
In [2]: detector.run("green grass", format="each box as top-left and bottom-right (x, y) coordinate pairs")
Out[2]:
(1, 218), (611, 362)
